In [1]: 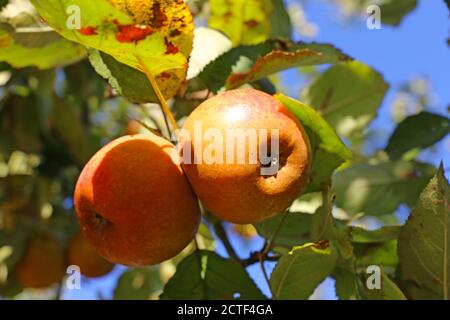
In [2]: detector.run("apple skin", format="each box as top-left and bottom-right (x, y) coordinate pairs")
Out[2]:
(74, 134), (200, 266)
(180, 89), (310, 224)
(15, 236), (66, 289)
(67, 231), (114, 278)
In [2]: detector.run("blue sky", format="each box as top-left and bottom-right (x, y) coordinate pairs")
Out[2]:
(62, 0), (449, 300)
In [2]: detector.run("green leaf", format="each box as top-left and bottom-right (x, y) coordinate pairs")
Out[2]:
(333, 259), (365, 300)
(386, 112), (450, 160)
(31, 0), (194, 98)
(209, 0), (272, 46)
(275, 94), (352, 193)
(311, 187), (354, 259)
(254, 212), (312, 248)
(199, 40), (351, 93)
(378, 0), (418, 26)
(311, 187), (335, 242)
(363, 268), (406, 300)
(398, 165), (450, 300)
(333, 161), (436, 216)
(350, 226), (401, 243)
(160, 250), (266, 300)
(270, 241), (338, 299)
(0, 25), (85, 69)
(114, 267), (162, 300)
(88, 50), (169, 104)
(354, 240), (398, 268)
(0, 0), (8, 11)
(52, 96), (98, 164)
(302, 61), (388, 139)
(269, 0), (292, 39)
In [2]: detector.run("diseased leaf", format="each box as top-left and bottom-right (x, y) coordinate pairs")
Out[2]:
(386, 112), (450, 160)
(31, 0), (194, 98)
(334, 161), (436, 216)
(302, 61), (388, 139)
(275, 94), (352, 193)
(398, 165), (450, 300)
(160, 250), (266, 300)
(270, 241), (338, 299)
(199, 40), (351, 93)
(0, 25), (85, 69)
(227, 43), (351, 89)
(209, 0), (272, 46)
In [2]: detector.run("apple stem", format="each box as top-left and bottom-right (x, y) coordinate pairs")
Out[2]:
(135, 55), (179, 137)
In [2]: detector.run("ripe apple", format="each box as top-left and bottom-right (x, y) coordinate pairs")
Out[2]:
(74, 134), (200, 266)
(15, 236), (66, 289)
(180, 89), (310, 224)
(67, 231), (114, 278)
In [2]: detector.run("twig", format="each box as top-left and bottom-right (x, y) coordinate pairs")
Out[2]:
(213, 221), (240, 261)
(262, 212), (288, 256)
(135, 55), (179, 136)
(242, 252), (280, 267)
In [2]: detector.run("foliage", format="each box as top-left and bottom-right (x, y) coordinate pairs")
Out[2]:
(0, 0), (449, 301)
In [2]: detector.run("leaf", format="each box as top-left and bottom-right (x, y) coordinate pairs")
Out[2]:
(114, 267), (162, 300)
(302, 61), (388, 139)
(254, 212), (312, 248)
(336, 0), (417, 26)
(311, 187), (335, 242)
(269, 0), (292, 39)
(363, 268), (406, 300)
(333, 160), (436, 216)
(270, 241), (338, 299)
(227, 43), (351, 90)
(355, 240), (399, 268)
(187, 27), (232, 80)
(333, 259), (365, 300)
(88, 49), (175, 103)
(275, 94), (352, 193)
(398, 165), (450, 300)
(199, 40), (351, 93)
(350, 226), (401, 243)
(386, 112), (450, 160)
(0, 0), (8, 11)
(52, 95), (98, 164)
(0, 25), (85, 69)
(311, 187), (354, 259)
(378, 0), (418, 26)
(209, 0), (272, 46)
(31, 0), (194, 97)
(160, 250), (266, 300)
